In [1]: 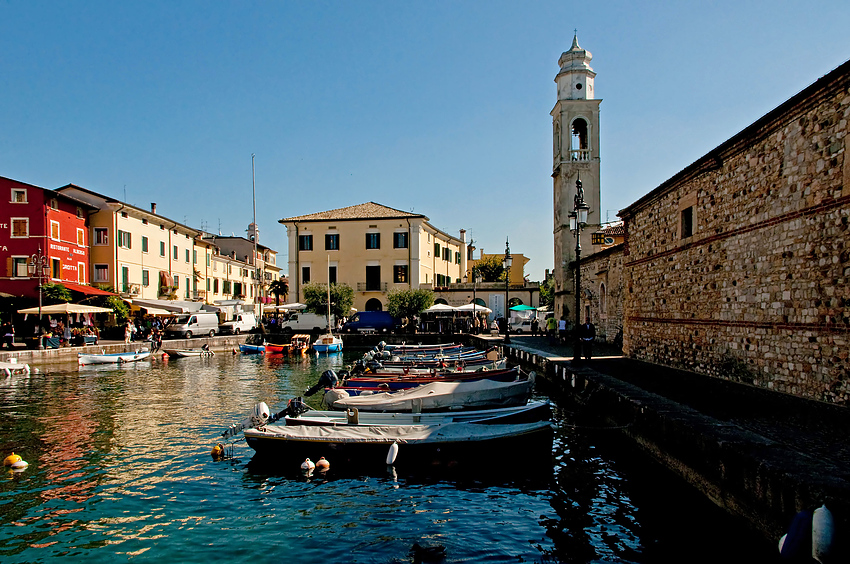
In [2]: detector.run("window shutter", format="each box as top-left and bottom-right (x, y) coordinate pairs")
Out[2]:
(6, 257), (13, 277)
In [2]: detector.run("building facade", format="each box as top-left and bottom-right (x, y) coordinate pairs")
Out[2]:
(1, 177), (96, 299)
(280, 202), (467, 312)
(619, 58), (850, 404)
(56, 185), (200, 302)
(552, 35), (602, 323)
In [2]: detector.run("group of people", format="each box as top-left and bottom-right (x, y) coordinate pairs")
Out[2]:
(544, 315), (597, 359)
(123, 317), (165, 351)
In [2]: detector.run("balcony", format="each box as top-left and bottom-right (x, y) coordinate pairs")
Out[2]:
(120, 283), (141, 297)
(570, 149), (591, 162)
(357, 282), (388, 292)
(192, 290), (206, 300)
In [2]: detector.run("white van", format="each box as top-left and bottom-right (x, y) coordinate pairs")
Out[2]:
(279, 312), (332, 334)
(165, 312), (221, 338)
(219, 312), (257, 335)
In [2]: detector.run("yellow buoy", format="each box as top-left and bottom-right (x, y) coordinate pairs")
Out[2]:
(211, 443), (224, 460)
(4, 453), (22, 467)
(316, 457), (330, 471)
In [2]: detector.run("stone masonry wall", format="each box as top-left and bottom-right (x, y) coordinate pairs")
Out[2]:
(621, 65), (850, 404)
(579, 244), (624, 345)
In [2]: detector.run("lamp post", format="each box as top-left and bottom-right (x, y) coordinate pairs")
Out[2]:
(503, 237), (512, 344)
(28, 246), (49, 350)
(463, 268), (484, 334)
(569, 176), (590, 362)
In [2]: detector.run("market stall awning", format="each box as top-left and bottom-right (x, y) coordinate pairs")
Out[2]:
(17, 303), (113, 315)
(509, 304), (537, 311)
(424, 304), (458, 312)
(267, 302), (307, 311)
(130, 299), (201, 313)
(62, 282), (116, 296)
(455, 303), (492, 313)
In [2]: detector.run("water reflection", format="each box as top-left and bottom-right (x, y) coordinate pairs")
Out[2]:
(0, 353), (777, 563)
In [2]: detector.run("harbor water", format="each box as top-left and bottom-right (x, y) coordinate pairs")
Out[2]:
(1, 351), (779, 563)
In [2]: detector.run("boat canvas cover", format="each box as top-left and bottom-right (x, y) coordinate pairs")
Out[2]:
(325, 373), (534, 412)
(245, 420), (553, 445)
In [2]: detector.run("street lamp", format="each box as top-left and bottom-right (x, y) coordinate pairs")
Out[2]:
(570, 176), (590, 362)
(502, 237), (512, 344)
(463, 267), (484, 334)
(28, 246), (49, 350)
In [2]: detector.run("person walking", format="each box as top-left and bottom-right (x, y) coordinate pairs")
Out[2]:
(557, 317), (567, 345)
(2, 321), (14, 350)
(124, 321), (133, 344)
(578, 318), (597, 359)
(531, 317), (539, 337)
(546, 315), (556, 344)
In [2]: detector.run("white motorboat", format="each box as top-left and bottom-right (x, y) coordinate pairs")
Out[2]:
(1, 359), (35, 377)
(164, 347), (215, 358)
(322, 371), (536, 412)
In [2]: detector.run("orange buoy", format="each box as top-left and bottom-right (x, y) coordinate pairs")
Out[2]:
(211, 443), (224, 460)
(316, 457), (330, 471)
(4, 453), (22, 466)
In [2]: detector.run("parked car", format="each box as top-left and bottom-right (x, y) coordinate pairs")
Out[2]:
(218, 312), (257, 335)
(341, 311), (398, 333)
(165, 312), (221, 338)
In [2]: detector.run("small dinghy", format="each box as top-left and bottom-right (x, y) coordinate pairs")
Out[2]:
(164, 344), (215, 358)
(78, 350), (151, 365)
(1, 359), (35, 377)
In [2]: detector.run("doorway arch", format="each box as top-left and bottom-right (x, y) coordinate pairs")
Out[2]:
(365, 298), (383, 311)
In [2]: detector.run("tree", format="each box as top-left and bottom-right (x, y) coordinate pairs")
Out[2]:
(88, 288), (130, 323)
(41, 283), (72, 305)
(302, 282), (354, 320)
(539, 273), (555, 308)
(386, 288), (434, 321)
(268, 278), (289, 307)
(474, 255), (506, 282)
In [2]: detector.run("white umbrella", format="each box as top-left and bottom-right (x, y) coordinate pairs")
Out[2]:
(424, 303), (458, 312)
(17, 303), (113, 315)
(267, 302), (308, 312)
(455, 303), (492, 313)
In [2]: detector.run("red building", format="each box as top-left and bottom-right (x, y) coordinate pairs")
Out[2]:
(1, 175), (101, 299)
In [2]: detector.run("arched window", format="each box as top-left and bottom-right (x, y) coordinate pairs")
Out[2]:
(472, 298), (486, 307)
(434, 298), (448, 305)
(571, 118), (589, 161)
(365, 298), (383, 311)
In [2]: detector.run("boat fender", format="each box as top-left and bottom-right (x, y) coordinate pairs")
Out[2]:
(10, 460), (28, 471)
(211, 443), (224, 460)
(301, 458), (315, 471)
(316, 457), (330, 471)
(386, 443), (399, 465)
(232, 348), (237, 355)
(779, 509), (812, 559)
(812, 504), (835, 563)
(323, 389), (349, 407)
(4, 453), (22, 466)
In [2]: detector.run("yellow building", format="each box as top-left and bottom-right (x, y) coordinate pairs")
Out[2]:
(280, 202), (467, 312)
(56, 185), (199, 301)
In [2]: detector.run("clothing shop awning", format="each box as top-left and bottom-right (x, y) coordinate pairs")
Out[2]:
(62, 282), (116, 296)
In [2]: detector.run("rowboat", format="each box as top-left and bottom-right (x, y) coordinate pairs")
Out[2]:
(282, 398), (551, 426)
(323, 371), (535, 412)
(164, 347), (215, 358)
(1, 360), (35, 377)
(353, 357), (505, 375)
(243, 419), (554, 469)
(78, 350), (151, 365)
(383, 342), (460, 354)
(239, 343), (265, 354)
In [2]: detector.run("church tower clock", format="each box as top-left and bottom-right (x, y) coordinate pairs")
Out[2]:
(552, 34), (601, 323)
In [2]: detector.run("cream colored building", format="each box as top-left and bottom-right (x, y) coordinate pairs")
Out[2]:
(280, 202), (467, 312)
(56, 185), (199, 301)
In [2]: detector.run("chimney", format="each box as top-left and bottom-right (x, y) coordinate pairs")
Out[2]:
(459, 229), (466, 243)
(151, 203), (157, 214)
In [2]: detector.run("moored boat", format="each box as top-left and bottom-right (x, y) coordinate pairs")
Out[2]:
(243, 419), (554, 469)
(239, 343), (265, 354)
(78, 350), (151, 365)
(323, 371), (536, 412)
(1, 359), (35, 377)
(313, 333), (343, 353)
(164, 346), (215, 358)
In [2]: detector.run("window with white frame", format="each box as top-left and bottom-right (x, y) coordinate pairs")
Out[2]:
(94, 264), (109, 282)
(142, 269), (149, 287)
(11, 218), (28, 238)
(118, 230), (132, 249)
(11, 189), (27, 203)
(12, 257), (28, 277)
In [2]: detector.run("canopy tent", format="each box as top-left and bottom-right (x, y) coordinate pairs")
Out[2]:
(455, 303), (492, 313)
(509, 304), (537, 311)
(423, 303), (458, 312)
(132, 305), (176, 316)
(130, 299), (202, 313)
(17, 303), (113, 315)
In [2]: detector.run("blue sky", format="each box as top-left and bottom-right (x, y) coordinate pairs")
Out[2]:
(2, 1), (848, 281)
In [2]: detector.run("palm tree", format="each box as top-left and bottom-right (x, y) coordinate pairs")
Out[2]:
(268, 278), (289, 319)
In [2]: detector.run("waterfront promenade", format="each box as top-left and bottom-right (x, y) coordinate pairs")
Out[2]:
(499, 333), (849, 553)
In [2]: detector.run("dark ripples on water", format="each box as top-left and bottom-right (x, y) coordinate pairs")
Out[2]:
(0, 352), (777, 563)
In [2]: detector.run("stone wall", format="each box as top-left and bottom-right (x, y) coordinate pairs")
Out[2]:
(620, 60), (850, 404)
(577, 243), (624, 345)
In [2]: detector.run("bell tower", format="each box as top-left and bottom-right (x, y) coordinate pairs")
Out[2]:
(552, 34), (601, 322)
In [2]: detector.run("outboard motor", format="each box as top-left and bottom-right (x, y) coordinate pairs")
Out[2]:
(380, 350), (392, 360)
(221, 401), (270, 439)
(281, 397), (309, 419)
(350, 359), (367, 375)
(304, 369), (339, 397)
(377, 341), (386, 351)
(366, 360), (383, 373)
